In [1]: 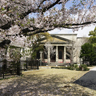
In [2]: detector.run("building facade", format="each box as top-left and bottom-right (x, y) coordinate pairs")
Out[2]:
(20, 34), (87, 66)
(38, 34), (85, 65)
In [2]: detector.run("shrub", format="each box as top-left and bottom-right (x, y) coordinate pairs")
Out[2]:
(74, 64), (78, 69)
(51, 64), (89, 71)
(67, 64), (89, 71)
(59, 66), (66, 69)
(78, 64), (89, 71)
(51, 66), (66, 69)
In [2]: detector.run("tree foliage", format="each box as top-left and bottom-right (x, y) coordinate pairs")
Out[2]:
(9, 48), (21, 75)
(27, 32), (52, 59)
(80, 43), (96, 65)
(89, 27), (96, 47)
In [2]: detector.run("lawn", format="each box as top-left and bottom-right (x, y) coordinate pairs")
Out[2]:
(0, 69), (95, 96)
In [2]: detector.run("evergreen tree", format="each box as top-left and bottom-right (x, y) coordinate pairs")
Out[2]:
(80, 43), (96, 65)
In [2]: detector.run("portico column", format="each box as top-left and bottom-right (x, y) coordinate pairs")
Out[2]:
(40, 51), (43, 61)
(48, 47), (50, 63)
(64, 46), (66, 63)
(56, 46), (58, 62)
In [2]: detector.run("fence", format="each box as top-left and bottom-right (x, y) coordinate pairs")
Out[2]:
(21, 59), (39, 70)
(0, 59), (40, 79)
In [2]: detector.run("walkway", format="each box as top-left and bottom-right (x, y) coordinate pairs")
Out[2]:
(74, 66), (96, 90)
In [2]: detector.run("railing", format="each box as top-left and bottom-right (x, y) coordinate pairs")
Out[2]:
(0, 59), (40, 78)
(21, 59), (39, 70)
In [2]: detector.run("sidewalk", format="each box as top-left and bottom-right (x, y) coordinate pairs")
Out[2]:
(74, 66), (96, 90)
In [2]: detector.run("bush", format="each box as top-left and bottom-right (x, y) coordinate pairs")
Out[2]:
(78, 64), (89, 71)
(51, 66), (66, 69)
(74, 64), (78, 69)
(51, 64), (89, 71)
(67, 64), (89, 71)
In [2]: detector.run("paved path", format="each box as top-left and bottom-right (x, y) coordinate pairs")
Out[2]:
(74, 66), (96, 90)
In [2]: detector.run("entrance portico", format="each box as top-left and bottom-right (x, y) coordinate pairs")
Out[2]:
(39, 34), (78, 65)
(40, 44), (72, 64)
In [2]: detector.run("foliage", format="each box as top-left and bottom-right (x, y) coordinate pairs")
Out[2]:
(10, 48), (21, 62)
(27, 32), (52, 59)
(89, 27), (96, 47)
(51, 64), (89, 71)
(80, 43), (96, 65)
(79, 27), (96, 65)
(67, 64), (89, 71)
(78, 64), (89, 71)
(9, 48), (21, 75)
(51, 66), (66, 69)
(67, 64), (78, 70)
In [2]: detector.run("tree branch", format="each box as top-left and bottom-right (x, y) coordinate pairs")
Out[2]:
(42, 0), (61, 12)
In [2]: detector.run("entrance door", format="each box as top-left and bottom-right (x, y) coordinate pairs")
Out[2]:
(59, 49), (64, 62)
(51, 54), (56, 62)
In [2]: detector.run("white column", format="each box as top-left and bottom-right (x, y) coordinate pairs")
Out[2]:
(56, 46), (58, 62)
(40, 51), (43, 61)
(48, 47), (50, 63)
(64, 46), (66, 63)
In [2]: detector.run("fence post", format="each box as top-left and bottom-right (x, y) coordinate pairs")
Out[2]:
(37, 60), (39, 69)
(16, 61), (21, 75)
(0, 67), (2, 77)
(26, 61), (27, 70)
(0, 61), (2, 77)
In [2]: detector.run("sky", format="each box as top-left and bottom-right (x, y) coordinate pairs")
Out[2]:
(29, 0), (96, 37)
(48, 24), (96, 37)
(48, 0), (96, 37)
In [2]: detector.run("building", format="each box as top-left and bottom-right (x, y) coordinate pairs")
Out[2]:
(20, 33), (87, 66)
(35, 34), (86, 66)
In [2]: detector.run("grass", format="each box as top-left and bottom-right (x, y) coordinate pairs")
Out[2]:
(22, 69), (95, 95)
(0, 68), (96, 95)
(22, 69), (87, 81)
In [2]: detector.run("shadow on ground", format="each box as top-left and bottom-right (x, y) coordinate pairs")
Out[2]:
(0, 73), (93, 96)
(74, 71), (96, 90)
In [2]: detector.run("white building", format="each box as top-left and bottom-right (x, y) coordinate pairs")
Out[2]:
(33, 34), (87, 66)
(19, 33), (88, 66)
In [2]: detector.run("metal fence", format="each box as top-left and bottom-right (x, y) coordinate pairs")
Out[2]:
(0, 59), (40, 78)
(21, 59), (39, 71)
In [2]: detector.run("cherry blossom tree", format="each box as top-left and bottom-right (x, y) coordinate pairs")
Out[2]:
(0, 0), (96, 62)
(0, 0), (96, 44)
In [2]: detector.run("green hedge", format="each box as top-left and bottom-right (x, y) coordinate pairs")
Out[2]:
(51, 64), (89, 71)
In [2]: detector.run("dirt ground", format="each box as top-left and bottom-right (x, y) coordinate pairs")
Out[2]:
(0, 69), (96, 96)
